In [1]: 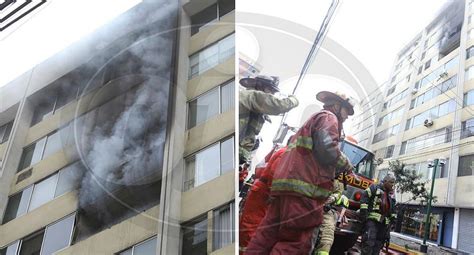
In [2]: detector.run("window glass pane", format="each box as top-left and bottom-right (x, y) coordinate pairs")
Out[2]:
(118, 248), (133, 255)
(0, 122), (13, 144)
(0, 241), (19, 255)
(43, 131), (63, 159)
(218, 34), (234, 62)
(220, 81), (234, 113)
(31, 138), (47, 166)
(133, 237), (157, 255)
(55, 162), (83, 197)
(182, 218), (208, 255)
(29, 174), (58, 211)
(195, 144), (220, 186)
(458, 155), (474, 177)
(18, 144), (35, 171)
(190, 4), (217, 35)
(213, 203), (234, 250)
(41, 214), (75, 255)
(2, 186), (33, 224)
(465, 90), (474, 106)
(220, 137), (234, 173)
(218, 0), (234, 17)
(19, 231), (44, 255)
(188, 88), (219, 128)
(198, 46), (219, 76)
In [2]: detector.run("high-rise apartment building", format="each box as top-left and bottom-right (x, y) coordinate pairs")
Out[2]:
(0, 0), (235, 254)
(351, 0), (474, 252)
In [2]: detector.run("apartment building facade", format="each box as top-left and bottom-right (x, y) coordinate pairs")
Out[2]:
(350, 0), (474, 252)
(0, 0), (235, 254)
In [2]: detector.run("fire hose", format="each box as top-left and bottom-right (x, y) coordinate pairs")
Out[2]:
(272, 0), (341, 146)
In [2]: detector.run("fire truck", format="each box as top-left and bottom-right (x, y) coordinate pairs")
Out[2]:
(327, 139), (377, 254)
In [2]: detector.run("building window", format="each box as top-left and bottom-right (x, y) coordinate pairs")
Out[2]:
(17, 124), (74, 172)
(383, 89), (408, 110)
(188, 80), (234, 129)
(458, 154), (474, 176)
(466, 66), (474, 81)
(386, 86), (396, 97)
(400, 141), (407, 155)
(1, 186), (33, 224)
(400, 208), (441, 242)
(213, 202), (235, 251)
(424, 59), (431, 70)
(40, 214), (76, 255)
(30, 88), (78, 127)
(419, 56), (458, 89)
(2, 163), (83, 224)
(418, 66), (423, 75)
(377, 107), (403, 127)
(190, 0), (234, 35)
(189, 33), (235, 79)
(407, 100), (456, 130)
(467, 46), (474, 60)
(403, 126), (452, 155)
(372, 124), (399, 144)
(0, 121), (13, 144)
(2, 214), (75, 255)
(118, 236), (157, 255)
(181, 217), (208, 255)
(0, 241), (19, 255)
(464, 90), (474, 107)
(461, 118), (474, 139)
(384, 145), (394, 158)
(410, 75), (457, 109)
(184, 136), (234, 191)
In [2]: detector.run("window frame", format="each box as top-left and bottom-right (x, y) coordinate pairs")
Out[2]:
(186, 79), (235, 129)
(183, 135), (235, 191)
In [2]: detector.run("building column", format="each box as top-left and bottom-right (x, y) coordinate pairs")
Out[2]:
(452, 207), (460, 249)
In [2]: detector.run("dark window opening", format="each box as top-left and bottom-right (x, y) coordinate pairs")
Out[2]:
(182, 217), (208, 255)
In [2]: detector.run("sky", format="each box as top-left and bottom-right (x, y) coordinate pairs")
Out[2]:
(0, 0), (141, 88)
(238, 0), (449, 164)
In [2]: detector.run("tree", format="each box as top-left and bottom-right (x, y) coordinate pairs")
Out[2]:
(388, 160), (435, 205)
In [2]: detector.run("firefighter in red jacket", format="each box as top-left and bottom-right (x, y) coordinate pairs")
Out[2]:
(239, 146), (287, 254)
(245, 91), (356, 254)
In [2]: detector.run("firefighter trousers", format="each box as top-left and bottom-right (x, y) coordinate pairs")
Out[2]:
(361, 220), (386, 255)
(313, 209), (337, 255)
(244, 195), (323, 255)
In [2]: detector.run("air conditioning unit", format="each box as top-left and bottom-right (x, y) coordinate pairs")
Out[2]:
(411, 88), (418, 95)
(424, 118), (434, 127)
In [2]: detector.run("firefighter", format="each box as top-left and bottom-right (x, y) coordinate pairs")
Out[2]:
(239, 75), (299, 164)
(239, 145), (287, 254)
(360, 172), (397, 255)
(244, 91), (356, 254)
(313, 179), (349, 255)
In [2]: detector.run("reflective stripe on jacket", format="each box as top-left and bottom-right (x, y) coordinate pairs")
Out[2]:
(360, 183), (397, 224)
(271, 110), (352, 200)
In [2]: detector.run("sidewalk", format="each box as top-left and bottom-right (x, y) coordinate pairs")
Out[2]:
(389, 232), (468, 255)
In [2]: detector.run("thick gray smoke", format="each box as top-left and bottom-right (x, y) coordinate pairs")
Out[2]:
(71, 0), (178, 235)
(436, 0), (465, 55)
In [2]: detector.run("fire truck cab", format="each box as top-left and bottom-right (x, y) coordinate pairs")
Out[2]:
(328, 139), (377, 254)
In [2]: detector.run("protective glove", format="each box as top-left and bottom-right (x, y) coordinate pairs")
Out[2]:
(288, 95), (299, 107)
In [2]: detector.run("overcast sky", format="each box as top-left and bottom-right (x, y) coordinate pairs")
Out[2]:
(0, 0), (140, 88)
(238, 0), (450, 163)
(239, 0), (447, 84)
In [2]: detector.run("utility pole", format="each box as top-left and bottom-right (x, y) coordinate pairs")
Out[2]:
(420, 158), (440, 253)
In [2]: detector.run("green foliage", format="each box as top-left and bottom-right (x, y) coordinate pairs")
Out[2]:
(389, 160), (436, 205)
